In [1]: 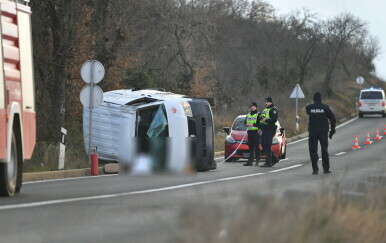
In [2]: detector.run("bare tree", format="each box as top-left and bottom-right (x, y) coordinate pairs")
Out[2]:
(31, 0), (86, 141)
(321, 13), (367, 96)
(286, 10), (321, 85)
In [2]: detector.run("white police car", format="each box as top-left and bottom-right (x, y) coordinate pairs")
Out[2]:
(358, 87), (386, 118)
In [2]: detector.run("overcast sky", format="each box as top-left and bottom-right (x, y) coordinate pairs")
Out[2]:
(268, 0), (386, 80)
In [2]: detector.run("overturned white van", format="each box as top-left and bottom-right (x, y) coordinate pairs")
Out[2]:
(83, 89), (216, 172)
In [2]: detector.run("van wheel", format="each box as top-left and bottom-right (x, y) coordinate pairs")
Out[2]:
(197, 164), (209, 172)
(0, 132), (21, 197)
(210, 160), (217, 170)
(382, 112), (385, 118)
(358, 113), (363, 118)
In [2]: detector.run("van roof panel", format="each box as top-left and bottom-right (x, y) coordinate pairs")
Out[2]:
(103, 89), (188, 105)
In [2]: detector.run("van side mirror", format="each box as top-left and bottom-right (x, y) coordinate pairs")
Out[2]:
(223, 127), (230, 135)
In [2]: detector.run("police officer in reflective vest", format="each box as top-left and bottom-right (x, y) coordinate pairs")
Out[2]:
(244, 102), (261, 166)
(306, 92), (336, 175)
(256, 97), (279, 167)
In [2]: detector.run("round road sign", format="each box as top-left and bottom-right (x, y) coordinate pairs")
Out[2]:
(80, 60), (105, 84)
(356, 76), (364, 85)
(80, 85), (104, 108)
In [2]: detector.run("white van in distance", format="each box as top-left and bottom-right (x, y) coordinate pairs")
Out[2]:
(358, 87), (386, 118)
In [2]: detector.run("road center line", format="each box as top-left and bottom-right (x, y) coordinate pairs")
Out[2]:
(287, 137), (308, 145)
(268, 164), (303, 173)
(334, 152), (346, 156)
(215, 173), (265, 181)
(0, 164), (303, 211)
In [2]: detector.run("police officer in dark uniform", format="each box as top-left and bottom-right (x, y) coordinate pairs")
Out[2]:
(244, 102), (261, 166)
(306, 92), (336, 175)
(256, 97), (279, 167)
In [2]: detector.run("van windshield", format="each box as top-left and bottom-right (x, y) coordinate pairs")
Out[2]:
(361, 91), (383, 99)
(136, 105), (169, 137)
(232, 117), (247, 131)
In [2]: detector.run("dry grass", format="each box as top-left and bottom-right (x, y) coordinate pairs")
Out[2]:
(24, 142), (89, 172)
(177, 181), (386, 243)
(215, 133), (227, 153)
(24, 126), (88, 172)
(213, 111), (245, 152)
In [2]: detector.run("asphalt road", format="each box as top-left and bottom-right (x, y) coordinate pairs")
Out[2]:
(0, 115), (386, 243)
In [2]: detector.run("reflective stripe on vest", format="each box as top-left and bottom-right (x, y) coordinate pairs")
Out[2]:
(246, 113), (259, 130)
(261, 108), (272, 125)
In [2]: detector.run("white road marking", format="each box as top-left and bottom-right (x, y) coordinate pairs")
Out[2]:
(336, 117), (358, 129)
(287, 137), (309, 145)
(23, 174), (118, 185)
(215, 173), (265, 181)
(334, 152), (346, 156)
(0, 164), (303, 211)
(268, 164), (303, 173)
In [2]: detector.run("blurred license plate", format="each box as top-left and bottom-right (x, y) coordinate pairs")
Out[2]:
(243, 153), (250, 157)
(367, 103), (376, 106)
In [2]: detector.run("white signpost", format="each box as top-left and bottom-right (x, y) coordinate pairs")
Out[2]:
(80, 85), (104, 108)
(58, 127), (67, 170)
(81, 60), (105, 84)
(290, 84), (305, 133)
(80, 60), (105, 158)
(356, 76), (364, 89)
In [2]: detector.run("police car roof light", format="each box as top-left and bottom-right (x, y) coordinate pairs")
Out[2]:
(363, 87), (382, 90)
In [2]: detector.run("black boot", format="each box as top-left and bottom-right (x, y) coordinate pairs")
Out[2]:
(260, 163), (272, 167)
(272, 156), (279, 166)
(244, 161), (253, 166)
(255, 159), (260, 166)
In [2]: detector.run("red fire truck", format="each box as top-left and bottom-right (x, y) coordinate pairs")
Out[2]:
(0, 0), (35, 196)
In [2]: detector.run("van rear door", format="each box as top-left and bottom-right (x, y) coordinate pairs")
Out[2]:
(360, 91), (383, 110)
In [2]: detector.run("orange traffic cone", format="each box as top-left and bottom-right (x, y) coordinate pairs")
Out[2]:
(383, 125), (386, 135)
(374, 129), (382, 141)
(364, 132), (373, 145)
(352, 135), (361, 149)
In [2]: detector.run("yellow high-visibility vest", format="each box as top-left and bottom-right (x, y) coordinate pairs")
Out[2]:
(246, 113), (259, 131)
(260, 108), (272, 125)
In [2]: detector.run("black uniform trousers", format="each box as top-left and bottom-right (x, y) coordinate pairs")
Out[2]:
(247, 130), (260, 162)
(308, 131), (330, 172)
(261, 128), (277, 165)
